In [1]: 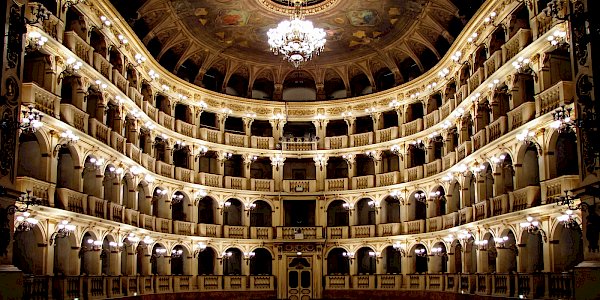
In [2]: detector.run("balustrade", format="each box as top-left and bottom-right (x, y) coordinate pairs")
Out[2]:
(350, 132), (373, 147)
(22, 82), (60, 117)
(225, 132), (247, 147)
(510, 186), (541, 212)
(486, 116), (507, 143)
(376, 127), (398, 143)
(502, 29), (532, 63)
(541, 175), (580, 203)
(60, 103), (89, 132)
(325, 178), (348, 191)
(376, 171), (400, 187)
(351, 225), (375, 238)
(402, 119), (423, 136)
(250, 179), (274, 192)
(535, 81), (574, 116)
(352, 175), (374, 189)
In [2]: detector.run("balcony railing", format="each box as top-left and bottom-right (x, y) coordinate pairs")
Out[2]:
(22, 82), (60, 117)
(325, 135), (348, 149)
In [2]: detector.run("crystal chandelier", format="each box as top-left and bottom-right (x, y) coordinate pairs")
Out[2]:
(267, 0), (326, 68)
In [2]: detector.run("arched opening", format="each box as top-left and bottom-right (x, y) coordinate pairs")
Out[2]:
(408, 143), (426, 168)
(250, 248), (273, 275)
(498, 154), (515, 194)
(327, 248), (350, 275)
(356, 247), (376, 274)
(482, 163), (494, 200)
(250, 200), (272, 227)
(383, 196), (401, 224)
(226, 69), (249, 97)
(398, 57), (422, 82)
(173, 144), (190, 169)
(153, 137), (166, 162)
(250, 158), (273, 179)
(200, 111), (218, 129)
(419, 47), (439, 70)
(459, 63), (471, 87)
(489, 27), (506, 55)
(223, 248), (242, 275)
(355, 154), (375, 177)
(137, 182), (150, 215)
(430, 242), (448, 273)
(325, 157), (348, 179)
(430, 186), (446, 217)
(202, 67), (225, 92)
(170, 245), (188, 275)
(80, 232), (99, 275)
(82, 156), (100, 198)
(89, 29), (107, 58)
(552, 223), (583, 272)
(198, 197), (216, 224)
(283, 70), (316, 101)
(555, 132), (579, 177)
(126, 65), (138, 90)
(252, 71), (274, 100)
(326, 120), (348, 137)
(409, 191), (427, 221)
(464, 237), (477, 273)
(412, 244), (428, 274)
(85, 90), (102, 120)
(452, 241), (463, 274)
(449, 181), (461, 213)
(151, 244), (168, 275)
(356, 198), (376, 226)
(374, 67), (395, 91)
(520, 143), (540, 188)
(65, 7), (87, 41)
(349, 71), (372, 97)
(354, 116), (373, 134)
(13, 224), (44, 275)
(520, 230), (544, 273)
(152, 187), (169, 219)
(482, 233), (497, 273)
(100, 237), (113, 275)
(496, 230), (518, 273)
(53, 231), (77, 275)
(464, 174), (476, 207)
(109, 48), (123, 74)
(473, 46), (487, 71)
(327, 200), (349, 227)
(198, 248), (216, 275)
(384, 246), (402, 274)
(427, 93), (443, 114)
(224, 116), (244, 134)
(17, 133), (44, 180)
(198, 151), (219, 174)
(382, 111), (399, 129)
(224, 154), (243, 177)
(251, 120), (273, 137)
(171, 191), (190, 222)
(177, 57), (201, 83)
(508, 5), (530, 38)
(324, 70), (346, 99)
(174, 103), (192, 124)
(406, 102), (424, 123)
(155, 93), (171, 115)
(122, 174), (134, 209)
(223, 198), (243, 226)
(23, 51), (51, 90)
(102, 165), (120, 203)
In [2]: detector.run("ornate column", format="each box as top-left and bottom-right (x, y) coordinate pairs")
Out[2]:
(343, 154), (356, 190)
(215, 151), (228, 176)
(269, 118), (286, 145)
(216, 112), (228, 133)
(242, 153), (255, 187)
(270, 155), (285, 192)
(313, 155), (328, 192)
(312, 118), (328, 149)
(371, 111), (382, 132)
(242, 116), (254, 137)
(344, 116), (356, 135)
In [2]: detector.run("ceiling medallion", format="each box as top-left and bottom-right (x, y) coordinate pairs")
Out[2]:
(257, 0), (340, 17)
(267, 0), (326, 68)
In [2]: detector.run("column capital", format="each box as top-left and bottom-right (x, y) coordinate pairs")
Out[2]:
(242, 153), (257, 165)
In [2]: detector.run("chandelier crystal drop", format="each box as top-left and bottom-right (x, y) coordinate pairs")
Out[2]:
(267, 0), (326, 68)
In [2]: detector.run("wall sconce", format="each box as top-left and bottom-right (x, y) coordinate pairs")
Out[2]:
(342, 202), (354, 215)
(547, 29), (568, 47)
(520, 216), (547, 241)
(414, 191), (427, 205)
(368, 251), (382, 263)
(342, 251), (355, 262)
(516, 129), (536, 144)
(551, 105), (575, 133)
(341, 154), (354, 169)
(99, 16), (111, 27)
(483, 11), (497, 24)
(171, 249), (184, 259)
(271, 155), (285, 171)
(392, 242), (406, 256)
(171, 194), (184, 206)
(148, 70), (159, 81)
(219, 251), (233, 264)
(244, 251), (256, 264)
(494, 236), (510, 249)
(389, 190), (405, 205)
(474, 239), (488, 251)
(389, 99), (401, 108)
(415, 248), (427, 257)
(438, 68), (450, 79)
(94, 79), (107, 91)
(135, 236), (154, 250)
(245, 202), (256, 216)
(314, 154), (327, 171)
(125, 233), (140, 244)
(194, 145), (209, 162)
(151, 248), (167, 263)
(457, 231), (472, 249)
(467, 32), (478, 44)
(223, 152), (233, 160)
(80, 239), (102, 257)
(25, 31), (48, 52)
(134, 53), (146, 65)
(14, 190), (43, 213)
(430, 247), (446, 257)
(365, 150), (377, 159)
(410, 140), (425, 150)
(161, 84), (170, 92)
(58, 57), (83, 81)
(116, 34), (128, 46)
(15, 105), (43, 134)
(341, 111), (353, 118)
(49, 220), (76, 245)
(193, 189), (207, 205)
(14, 212), (38, 232)
(512, 57), (533, 75)
(219, 201), (232, 215)
(557, 210), (579, 229)
(429, 191), (445, 202)
(193, 243), (207, 258)
(173, 140), (187, 152)
(451, 51), (462, 62)
(109, 241), (125, 252)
